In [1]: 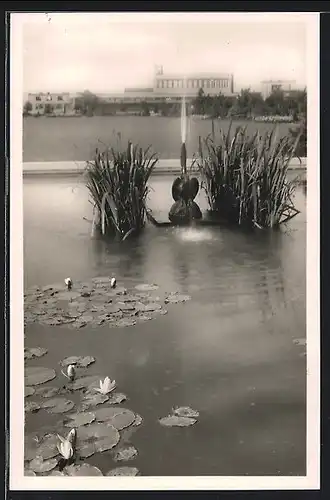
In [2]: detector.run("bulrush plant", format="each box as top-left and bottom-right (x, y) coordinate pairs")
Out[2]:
(196, 122), (302, 229)
(85, 139), (158, 239)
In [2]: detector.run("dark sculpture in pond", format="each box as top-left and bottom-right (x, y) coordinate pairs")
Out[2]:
(168, 143), (202, 225)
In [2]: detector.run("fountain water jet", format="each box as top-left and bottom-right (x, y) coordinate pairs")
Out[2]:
(168, 95), (202, 225)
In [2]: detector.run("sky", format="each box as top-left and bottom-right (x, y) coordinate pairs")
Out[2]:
(21, 13), (307, 96)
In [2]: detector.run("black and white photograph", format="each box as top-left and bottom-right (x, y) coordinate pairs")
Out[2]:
(9, 11), (319, 490)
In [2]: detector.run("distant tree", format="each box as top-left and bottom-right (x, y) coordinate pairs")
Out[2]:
(141, 101), (150, 116)
(265, 89), (287, 116)
(75, 90), (101, 116)
(23, 101), (32, 115)
(194, 88), (206, 115)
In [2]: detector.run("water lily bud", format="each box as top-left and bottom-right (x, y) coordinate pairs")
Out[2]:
(110, 277), (116, 289)
(67, 428), (76, 446)
(67, 364), (76, 381)
(64, 277), (73, 290)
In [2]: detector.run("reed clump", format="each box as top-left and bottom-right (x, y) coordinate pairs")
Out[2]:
(85, 139), (158, 239)
(196, 122), (301, 229)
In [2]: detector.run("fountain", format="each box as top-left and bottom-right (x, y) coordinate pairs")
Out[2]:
(168, 95), (202, 225)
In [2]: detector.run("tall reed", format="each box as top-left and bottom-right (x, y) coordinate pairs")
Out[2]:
(196, 122), (301, 228)
(85, 139), (158, 239)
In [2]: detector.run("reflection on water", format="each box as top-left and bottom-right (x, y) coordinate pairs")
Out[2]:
(174, 226), (216, 242)
(23, 175), (306, 476)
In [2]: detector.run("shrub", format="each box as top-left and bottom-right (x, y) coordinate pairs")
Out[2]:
(85, 139), (158, 239)
(196, 122), (301, 228)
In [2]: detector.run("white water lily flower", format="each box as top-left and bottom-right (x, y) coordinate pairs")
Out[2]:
(64, 277), (73, 289)
(110, 277), (117, 289)
(57, 435), (73, 460)
(94, 376), (116, 395)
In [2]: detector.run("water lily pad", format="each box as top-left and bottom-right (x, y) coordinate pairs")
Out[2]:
(164, 292), (191, 304)
(136, 314), (153, 323)
(60, 356), (95, 368)
(81, 393), (109, 410)
(71, 319), (88, 329)
(24, 347), (48, 360)
(173, 406), (199, 418)
(25, 401), (41, 413)
(56, 291), (82, 301)
(49, 470), (66, 476)
(94, 407), (136, 430)
(114, 318), (137, 328)
(25, 386), (35, 397)
(159, 415), (197, 427)
(113, 446), (138, 462)
(29, 456), (58, 473)
(133, 414), (143, 427)
(42, 397), (75, 414)
(66, 464), (103, 476)
(79, 315), (94, 323)
(40, 317), (63, 326)
(77, 422), (120, 452)
(64, 412), (95, 427)
(119, 295), (141, 303)
(143, 302), (162, 312)
(107, 467), (139, 476)
(24, 469), (36, 476)
(25, 434), (60, 461)
(24, 366), (56, 385)
(71, 375), (101, 391)
(135, 284), (159, 292)
(92, 276), (113, 284)
(108, 392), (127, 405)
(77, 443), (96, 459)
(293, 338), (306, 346)
(117, 302), (135, 311)
(24, 312), (37, 323)
(34, 386), (60, 398)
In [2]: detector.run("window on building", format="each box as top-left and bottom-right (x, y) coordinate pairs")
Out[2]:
(36, 96), (41, 101)
(57, 95), (63, 101)
(55, 103), (63, 109)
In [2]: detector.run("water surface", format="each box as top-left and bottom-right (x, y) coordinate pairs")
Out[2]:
(24, 175), (306, 476)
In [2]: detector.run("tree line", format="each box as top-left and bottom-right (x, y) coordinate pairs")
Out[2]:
(191, 87), (307, 121)
(23, 87), (307, 122)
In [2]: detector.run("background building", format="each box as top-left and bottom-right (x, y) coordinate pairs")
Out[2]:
(261, 80), (297, 100)
(27, 92), (75, 115)
(96, 67), (236, 105)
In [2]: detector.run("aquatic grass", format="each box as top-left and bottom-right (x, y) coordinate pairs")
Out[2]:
(85, 139), (158, 239)
(196, 121), (301, 228)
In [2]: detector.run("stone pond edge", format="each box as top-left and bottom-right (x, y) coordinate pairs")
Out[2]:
(23, 158), (307, 176)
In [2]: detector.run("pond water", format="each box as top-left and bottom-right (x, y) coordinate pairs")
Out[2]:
(23, 175), (306, 476)
(23, 116), (298, 162)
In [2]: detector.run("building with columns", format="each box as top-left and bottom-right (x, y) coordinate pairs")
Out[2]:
(153, 67), (234, 97)
(98, 67), (236, 105)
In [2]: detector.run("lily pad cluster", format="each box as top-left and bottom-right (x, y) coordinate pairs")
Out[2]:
(24, 355), (142, 476)
(24, 278), (192, 330)
(159, 406), (199, 427)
